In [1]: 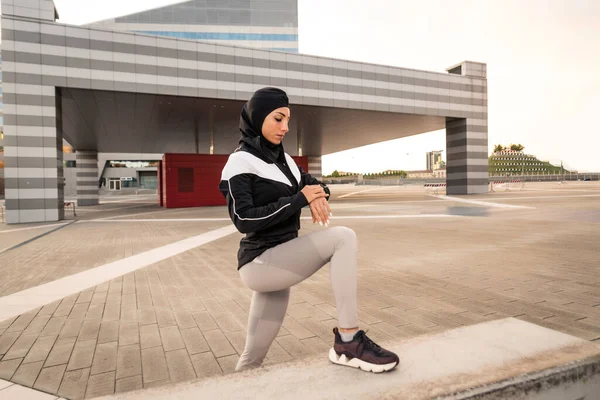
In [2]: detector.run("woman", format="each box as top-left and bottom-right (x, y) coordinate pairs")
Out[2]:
(219, 87), (399, 373)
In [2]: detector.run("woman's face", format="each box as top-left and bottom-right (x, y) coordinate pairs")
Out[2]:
(261, 107), (290, 145)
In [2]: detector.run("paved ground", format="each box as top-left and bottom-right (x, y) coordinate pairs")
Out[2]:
(0, 181), (599, 399)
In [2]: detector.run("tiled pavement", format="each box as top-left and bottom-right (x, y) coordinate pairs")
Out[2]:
(0, 378), (67, 399)
(0, 219), (226, 296)
(0, 183), (599, 399)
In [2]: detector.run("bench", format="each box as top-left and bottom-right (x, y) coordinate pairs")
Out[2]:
(64, 201), (77, 217)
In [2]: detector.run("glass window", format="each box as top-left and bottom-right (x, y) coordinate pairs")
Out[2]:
(270, 48), (298, 52)
(134, 30), (298, 41)
(121, 178), (138, 188)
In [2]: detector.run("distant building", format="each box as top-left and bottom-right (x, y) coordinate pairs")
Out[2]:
(395, 168), (447, 179)
(426, 150), (444, 171)
(86, 0), (299, 53)
(433, 168), (446, 178)
(489, 150), (566, 176)
(407, 170), (433, 179)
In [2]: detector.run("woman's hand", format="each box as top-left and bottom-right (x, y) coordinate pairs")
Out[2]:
(310, 197), (332, 226)
(300, 185), (329, 204)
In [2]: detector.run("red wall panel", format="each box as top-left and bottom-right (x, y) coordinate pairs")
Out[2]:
(161, 153), (308, 209)
(157, 160), (164, 207)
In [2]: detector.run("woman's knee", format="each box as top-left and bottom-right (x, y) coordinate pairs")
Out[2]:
(330, 226), (357, 246)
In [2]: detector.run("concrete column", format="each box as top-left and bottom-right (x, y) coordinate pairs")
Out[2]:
(76, 150), (99, 206)
(446, 117), (489, 194)
(308, 156), (323, 180)
(2, 6), (63, 224)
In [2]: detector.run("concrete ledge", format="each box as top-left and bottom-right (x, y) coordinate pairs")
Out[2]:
(98, 318), (600, 400)
(449, 356), (600, 399)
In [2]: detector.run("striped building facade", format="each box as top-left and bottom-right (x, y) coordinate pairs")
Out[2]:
(1, 0), (487, 224)
(75, 150), (98, 206)
(307, 156), (323, 181)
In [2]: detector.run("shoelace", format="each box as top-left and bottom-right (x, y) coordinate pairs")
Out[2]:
(356, 330), (382, 351)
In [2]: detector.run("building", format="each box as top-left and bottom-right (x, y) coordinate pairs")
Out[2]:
(61, 152), (163, 196)
(426, 150), (444, 171)
(407, 169), (446, 179)
(433, 168), (446, 178)
(324, 170), (359, 177)
(488, 149), (566, 176)
(1, 0), (488, 224)
(86, 0), (299, 53)
(407, 170), (433, 179)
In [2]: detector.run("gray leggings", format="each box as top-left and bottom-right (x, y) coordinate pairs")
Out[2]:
(236, 226), (358, 371)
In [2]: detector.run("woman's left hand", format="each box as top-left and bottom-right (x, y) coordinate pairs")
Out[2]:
(310, 198), (332, 226)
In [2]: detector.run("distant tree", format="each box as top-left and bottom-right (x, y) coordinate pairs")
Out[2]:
(331, 170), (340, 177)
(494, 144), (505, 152)
(399, 170), (407, 178)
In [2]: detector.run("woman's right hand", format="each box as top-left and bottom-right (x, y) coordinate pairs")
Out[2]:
(301, 185), (329, 204)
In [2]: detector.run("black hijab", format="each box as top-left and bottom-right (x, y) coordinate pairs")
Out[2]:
(239, 87), (289, 163)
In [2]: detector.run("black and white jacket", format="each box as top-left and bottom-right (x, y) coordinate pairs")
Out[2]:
(219, 142), (330, 269)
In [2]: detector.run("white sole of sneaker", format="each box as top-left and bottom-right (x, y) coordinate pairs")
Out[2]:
(328, 347), (398, 373)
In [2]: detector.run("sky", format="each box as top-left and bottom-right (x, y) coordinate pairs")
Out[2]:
(5, 0), (600, 173)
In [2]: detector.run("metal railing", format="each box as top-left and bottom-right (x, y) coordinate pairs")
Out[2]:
(335, 173), (600, 186)
(490, 173), (600, 182)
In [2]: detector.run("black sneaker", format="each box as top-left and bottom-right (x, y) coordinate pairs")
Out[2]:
(329, 328), (399, 373)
